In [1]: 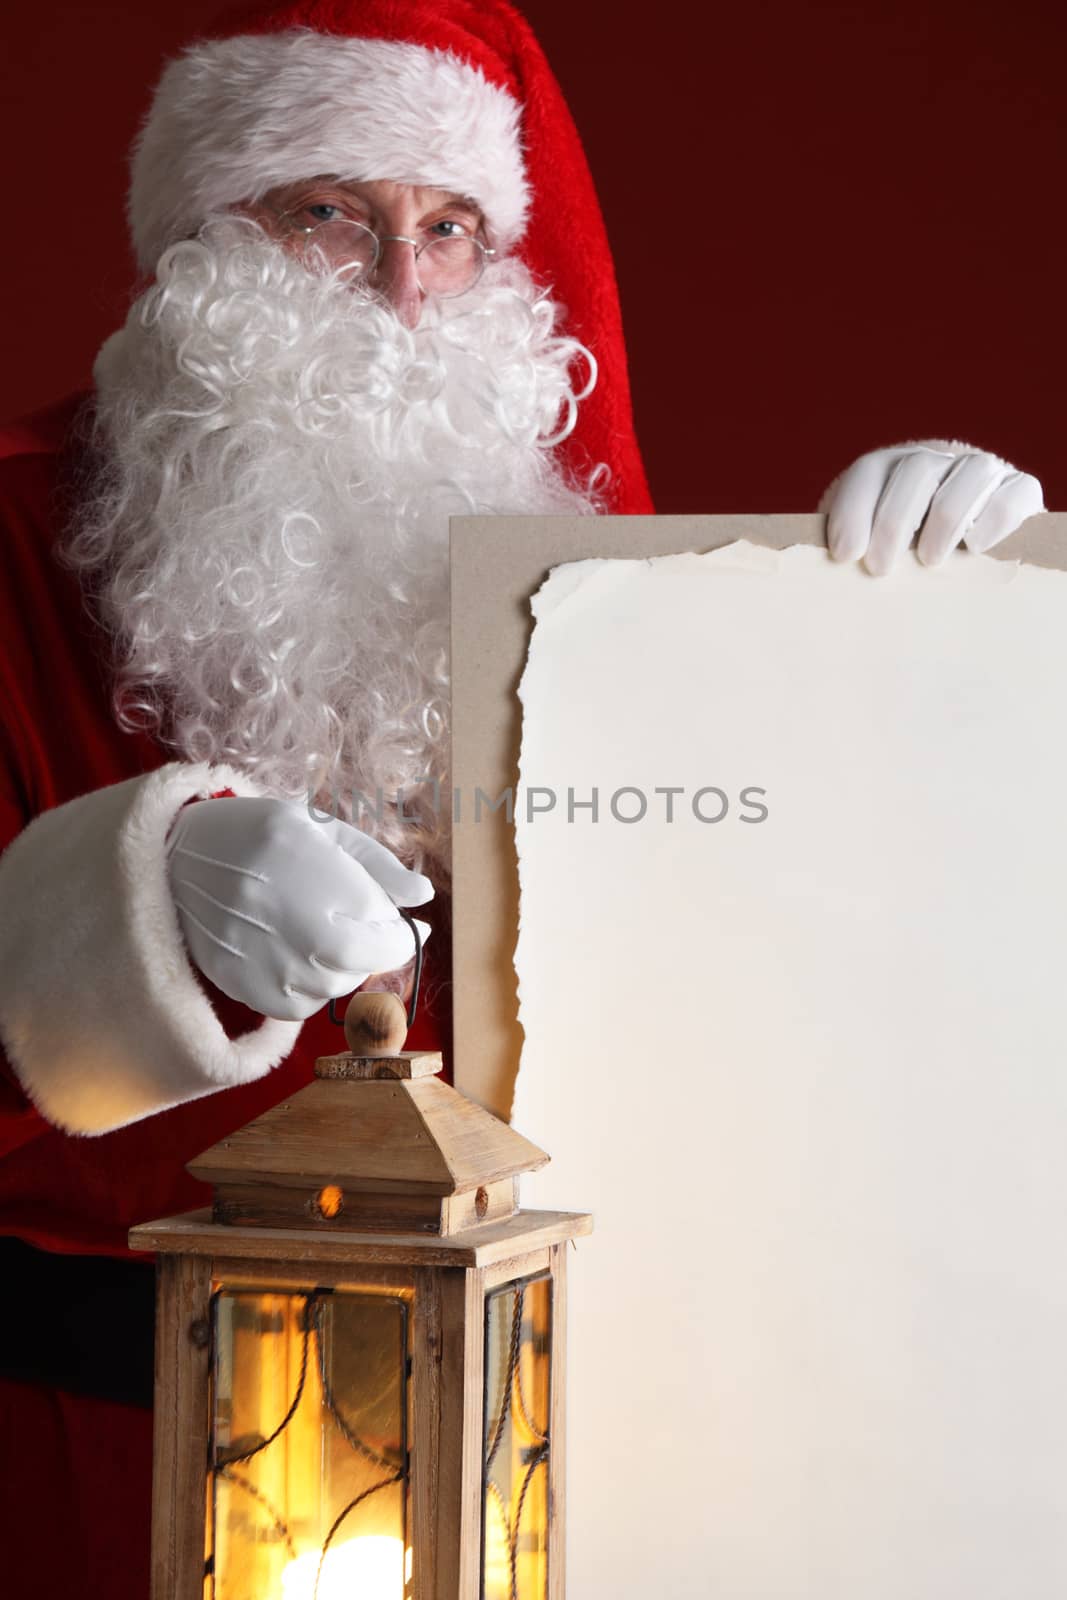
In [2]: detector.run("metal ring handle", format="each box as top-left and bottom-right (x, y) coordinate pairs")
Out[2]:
(328, 911), (425, 1031)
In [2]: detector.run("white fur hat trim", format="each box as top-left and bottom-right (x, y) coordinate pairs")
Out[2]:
(129, 29), (529, 272)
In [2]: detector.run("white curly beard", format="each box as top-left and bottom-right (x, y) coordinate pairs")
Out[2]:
(66, 218), (599, 877)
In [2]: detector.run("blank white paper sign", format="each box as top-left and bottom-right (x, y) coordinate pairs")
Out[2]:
(511, 541), (1067, 1600)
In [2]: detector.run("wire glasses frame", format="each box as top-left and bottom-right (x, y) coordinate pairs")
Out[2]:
(279, 212), (496, 298)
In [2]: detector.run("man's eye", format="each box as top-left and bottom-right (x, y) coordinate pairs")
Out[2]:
(305, 203), (343, 224)
(429, 219), (471, 238)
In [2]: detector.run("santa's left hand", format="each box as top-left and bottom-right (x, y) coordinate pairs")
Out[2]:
(821, 441), (1045, 577)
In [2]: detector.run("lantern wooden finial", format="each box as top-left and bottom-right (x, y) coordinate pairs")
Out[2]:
(342, 988), (408, 1055)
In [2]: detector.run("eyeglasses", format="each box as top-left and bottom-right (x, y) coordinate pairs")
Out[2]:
(278, 212), (496, 298)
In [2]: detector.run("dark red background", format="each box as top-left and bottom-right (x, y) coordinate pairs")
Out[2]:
(2, 0), (1063, 510)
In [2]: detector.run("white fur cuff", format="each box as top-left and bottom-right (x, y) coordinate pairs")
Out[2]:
(0, 764), (301, 1135)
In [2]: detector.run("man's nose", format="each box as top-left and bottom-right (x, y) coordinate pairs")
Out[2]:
(370, 237), (423, 330)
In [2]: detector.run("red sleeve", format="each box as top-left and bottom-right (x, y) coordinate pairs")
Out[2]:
(0, 634), (48, 1151)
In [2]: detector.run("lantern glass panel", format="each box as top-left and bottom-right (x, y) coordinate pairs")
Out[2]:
(209, 1286), (411, 1600)
(481, 1272), (553, 1600)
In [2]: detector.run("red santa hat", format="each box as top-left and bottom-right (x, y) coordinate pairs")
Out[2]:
(127, 0), (653, 513)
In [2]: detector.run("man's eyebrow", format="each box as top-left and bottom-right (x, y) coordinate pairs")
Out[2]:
(429, 192), (483, 219)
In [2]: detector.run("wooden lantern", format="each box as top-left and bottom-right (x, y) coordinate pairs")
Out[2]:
(129, 1043), (589, 1600)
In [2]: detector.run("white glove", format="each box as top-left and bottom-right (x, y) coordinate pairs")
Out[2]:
(166, 797), (432, 1021)
(822, 441), (1045, 576)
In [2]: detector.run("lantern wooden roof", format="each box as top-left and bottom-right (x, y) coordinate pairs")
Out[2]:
(186, 1050), (550, 1238)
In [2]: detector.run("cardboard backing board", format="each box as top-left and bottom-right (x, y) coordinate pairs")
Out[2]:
(449, 511), (1066, 1115)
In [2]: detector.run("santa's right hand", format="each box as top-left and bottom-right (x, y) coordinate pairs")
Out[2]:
(165, 797), (432, 1021)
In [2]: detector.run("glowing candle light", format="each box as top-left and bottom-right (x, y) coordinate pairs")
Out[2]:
(280, 1536), (406, 1600)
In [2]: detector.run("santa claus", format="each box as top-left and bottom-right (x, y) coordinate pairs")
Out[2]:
(0, 0), (1044, 1594)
